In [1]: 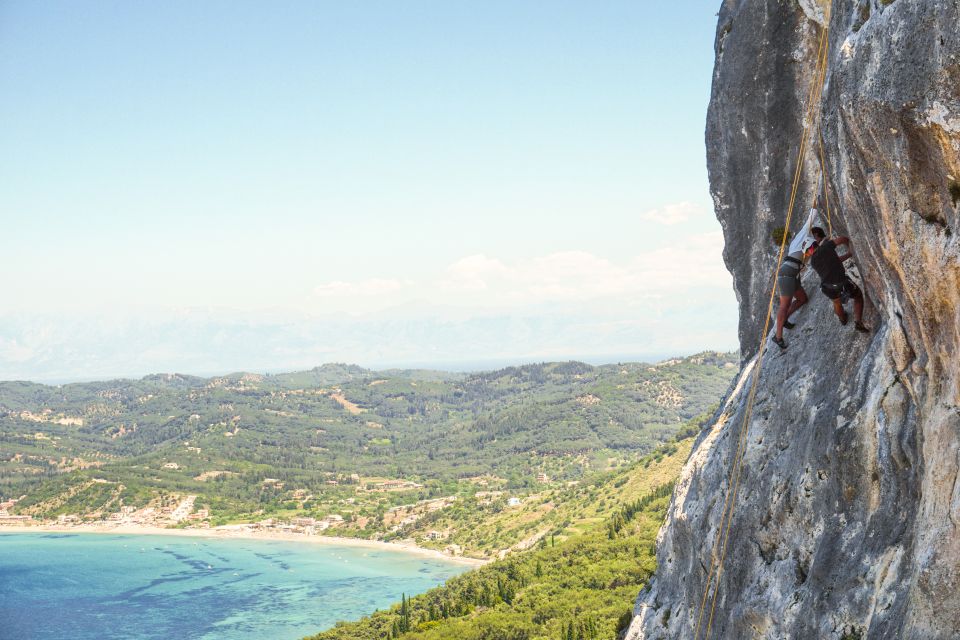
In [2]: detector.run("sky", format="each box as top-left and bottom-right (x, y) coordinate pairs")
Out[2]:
(0, 1), (738, 382)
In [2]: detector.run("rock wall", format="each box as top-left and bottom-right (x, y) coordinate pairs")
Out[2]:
(628, 1), (960, 638)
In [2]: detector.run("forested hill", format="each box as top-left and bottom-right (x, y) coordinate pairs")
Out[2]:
(308, 439), (692, 640)
(1, 353), (735, 530)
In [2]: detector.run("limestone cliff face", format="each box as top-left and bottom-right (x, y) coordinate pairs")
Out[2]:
(628, 1), (960, 638)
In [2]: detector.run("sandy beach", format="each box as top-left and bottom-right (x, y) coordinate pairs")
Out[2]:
(0, 523), (489, 567)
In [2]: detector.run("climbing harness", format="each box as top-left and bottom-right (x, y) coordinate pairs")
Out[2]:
(692, 10), (834, 639)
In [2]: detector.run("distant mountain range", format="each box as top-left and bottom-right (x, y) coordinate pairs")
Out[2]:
(0, 302), (738, 382)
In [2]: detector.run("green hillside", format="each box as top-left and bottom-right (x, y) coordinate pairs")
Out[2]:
(308, 438), (692, 640)
(0, 353), (733, 535)
(388, 436), (694, 557)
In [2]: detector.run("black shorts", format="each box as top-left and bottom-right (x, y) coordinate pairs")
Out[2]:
(777, 262), (803, 298)
(820, 277), (861, 302)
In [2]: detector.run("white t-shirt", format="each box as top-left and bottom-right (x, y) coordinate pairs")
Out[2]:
(787, 208), (819, 260)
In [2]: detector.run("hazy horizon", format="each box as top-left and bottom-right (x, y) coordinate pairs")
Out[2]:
(6, 347), (736, 386)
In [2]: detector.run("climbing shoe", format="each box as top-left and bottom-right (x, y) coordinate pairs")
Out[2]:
(771, 336), (787, 350)
(838, 311), (848, 326)
(783, 320), (796, 330)
(855, 321), (870, 333)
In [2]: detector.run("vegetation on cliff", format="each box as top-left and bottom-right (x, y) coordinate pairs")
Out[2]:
(307, 439), (690, 640)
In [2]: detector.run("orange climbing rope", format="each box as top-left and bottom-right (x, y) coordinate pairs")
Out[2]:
(817, 124), (834, 236)
(692, 11), (833, 640)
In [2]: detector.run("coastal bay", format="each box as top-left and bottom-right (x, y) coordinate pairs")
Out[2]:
(1, 523), (488, 567)
(0, 531), (471, 640)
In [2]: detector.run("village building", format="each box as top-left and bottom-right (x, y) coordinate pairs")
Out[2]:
(475, 491), (504, 505)
(372, 480), (423, 492)
(0, 513), (32, 523)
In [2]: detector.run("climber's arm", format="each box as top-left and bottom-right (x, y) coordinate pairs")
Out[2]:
(803, 207), (819, 234)
(834, 236), (854, 261)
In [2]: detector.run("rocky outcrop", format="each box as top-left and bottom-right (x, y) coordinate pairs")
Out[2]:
(628, 1), (960, 638)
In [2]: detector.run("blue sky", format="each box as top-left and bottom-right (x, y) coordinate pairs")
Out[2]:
(0, 1), (737, 381)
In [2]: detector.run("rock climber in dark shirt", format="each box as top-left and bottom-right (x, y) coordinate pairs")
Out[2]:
(805, 227), (870, 333)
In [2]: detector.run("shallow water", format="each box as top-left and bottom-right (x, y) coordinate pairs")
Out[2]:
(0, 532), (468, 639)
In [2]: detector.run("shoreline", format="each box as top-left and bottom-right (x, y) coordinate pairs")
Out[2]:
(0, 524), (489, 567)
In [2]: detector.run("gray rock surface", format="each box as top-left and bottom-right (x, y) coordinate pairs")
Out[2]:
(628, 1), (960, 638)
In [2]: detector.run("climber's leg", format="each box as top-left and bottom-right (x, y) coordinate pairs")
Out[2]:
(775, 265), (802, 339)
(832, 298), (847, 325)
(775, 295), (792, 341)
(786, 286), (808, 319)
(820, 281), (848, 325)
(846, 280), (870, 333)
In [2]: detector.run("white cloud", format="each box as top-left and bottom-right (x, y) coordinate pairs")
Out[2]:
(442, 255), (510, 291)
(627, 231), (730, 290)
(639, 201), (702, 226)
(440, 251), (627, 302)
(313, 278), (408, 297)
(0, 338), (34, 363)
(436, 235), (729, 305)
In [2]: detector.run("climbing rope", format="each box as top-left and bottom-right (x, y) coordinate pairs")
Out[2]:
(817, 124), (834, 236)
(692, 11), (833, 639)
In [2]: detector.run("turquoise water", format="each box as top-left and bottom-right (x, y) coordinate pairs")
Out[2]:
(0, 532), (469, 640)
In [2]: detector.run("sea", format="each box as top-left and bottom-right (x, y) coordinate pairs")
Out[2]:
(0, 532), (470, 640)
